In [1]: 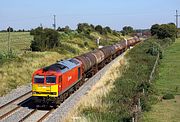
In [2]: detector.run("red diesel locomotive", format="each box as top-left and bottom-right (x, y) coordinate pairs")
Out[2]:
(32, 37), (141, 106)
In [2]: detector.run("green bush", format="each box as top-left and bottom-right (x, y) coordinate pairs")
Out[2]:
(30, 27), (60, 51)
(84, 41), (89, 47)
(145, 39), (163, 59)
(163, 94), (175, 100)
(141, 96), (152, 111)
(150, 23), (177, 40)
(0, 51), (16, 65)
(59, 43), (80, 54)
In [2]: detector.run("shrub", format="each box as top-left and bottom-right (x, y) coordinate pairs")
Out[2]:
(121, 26), (134, 36)
(141, 96), (152, 111)
(59, 43), (80, 54)
(84, 41), (89, 47)
(163, 94), (175, 100)
(150, 23), (177, 40)
(146, 41), (163, 58)
(0, 51), (16, 65)
(30, 27), (60, 51)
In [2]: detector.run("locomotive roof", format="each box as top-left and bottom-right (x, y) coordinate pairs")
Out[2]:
(43, 58), (81, 73)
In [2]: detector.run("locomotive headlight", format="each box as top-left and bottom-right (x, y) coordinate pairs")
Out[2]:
(32, 91), (37, 94)
(51, 92), (57, 95)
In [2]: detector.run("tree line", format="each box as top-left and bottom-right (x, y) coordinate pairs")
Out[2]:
(30, 23), (132, 51)
(150, 23), (177, 41)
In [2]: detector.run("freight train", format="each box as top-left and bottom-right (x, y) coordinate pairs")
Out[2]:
(32, 37), (141, 107)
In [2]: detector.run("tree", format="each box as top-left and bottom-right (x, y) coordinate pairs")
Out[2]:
(121, 26), (134, 36)
(7, 27), (13, 32)
(30, 27), (60, 51)
(157, 24), (177, 39)
(150, 24), (160, 36)
(150, 23), (177, 40)
(57, 27), (61, 31)
(95, 25), (103, 34)
(104, 26), (112, 33)
(77, 23), (94, 34)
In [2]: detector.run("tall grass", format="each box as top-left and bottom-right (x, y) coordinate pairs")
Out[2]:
(0, 32), (32, 54)
(0, 51), (63, 96)
(65, 54), (127, 122)
(65, 40), (160, 121)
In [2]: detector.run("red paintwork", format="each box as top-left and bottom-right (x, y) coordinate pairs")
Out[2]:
(59, 66), (82, 94)
(32, 62), (83, 97)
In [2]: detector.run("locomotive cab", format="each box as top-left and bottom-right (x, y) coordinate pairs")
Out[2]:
(32, 74), (60, 97)
(31, 58), (82, 106)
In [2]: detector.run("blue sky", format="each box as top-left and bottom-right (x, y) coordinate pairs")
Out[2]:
(0, 0), (180, 30)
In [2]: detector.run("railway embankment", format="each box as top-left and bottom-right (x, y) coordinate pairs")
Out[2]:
(64, 39), (163, 122)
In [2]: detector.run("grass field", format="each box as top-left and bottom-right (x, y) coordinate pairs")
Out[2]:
(155, 38), (180, 95)
(0, 32), (32, 54)
(143, 38), (180, 122)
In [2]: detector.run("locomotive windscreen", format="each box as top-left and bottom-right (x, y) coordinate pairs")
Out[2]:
(46, 76), (56, 84)
(34, 75), (44, 84)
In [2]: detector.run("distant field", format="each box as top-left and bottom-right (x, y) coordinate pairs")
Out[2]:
(0, 32), (33, 53)
(143, 38), (180, 122)
(155, 38), (180, 95)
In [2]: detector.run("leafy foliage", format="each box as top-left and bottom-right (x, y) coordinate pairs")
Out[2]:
(95, 25), (104, 34)
(57, 26), (71, 33)
(77, 23), (94, 34)
(150, 24), (160, 36)
(0, 51), (16, 65)
(163, 94), (175, 100)
(150, 23), (177, 40)
(121, 26), (134, 36)
(30, 27), (60, 51)
(7, 27), (13, 32)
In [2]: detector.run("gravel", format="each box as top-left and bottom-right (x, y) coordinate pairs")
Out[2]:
(0, 83), (31, 107)
(1, 106), (32, 122)
(44, 54), (125, 122)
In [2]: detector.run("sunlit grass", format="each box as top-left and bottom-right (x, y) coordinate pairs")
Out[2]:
(143, 38), (180, 122)
(155, 38), (180, 95)
(64, 55), (127, 122)
(0, 32), (33, 54)
(0, 51), (63, 96)
(143, 96), (180, 122)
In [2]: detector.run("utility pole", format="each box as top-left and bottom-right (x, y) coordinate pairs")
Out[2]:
(40, 23), (43, 28)
(53, 15), (56, 30)
(175, 10), (180, 28)
(175, 10), (180, 37)
(7, 26), (11, 55)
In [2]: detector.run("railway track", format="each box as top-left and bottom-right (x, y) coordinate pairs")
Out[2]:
(0, 91), (32, 121)
(19, 109), (37, 122)
(37, 109), (55, 122)
(0, 90), (54, 122)
(17, 108), (54, 122)
(0, 91), (31, 110)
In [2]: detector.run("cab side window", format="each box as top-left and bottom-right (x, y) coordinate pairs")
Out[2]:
(78, 67), (81, 79)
